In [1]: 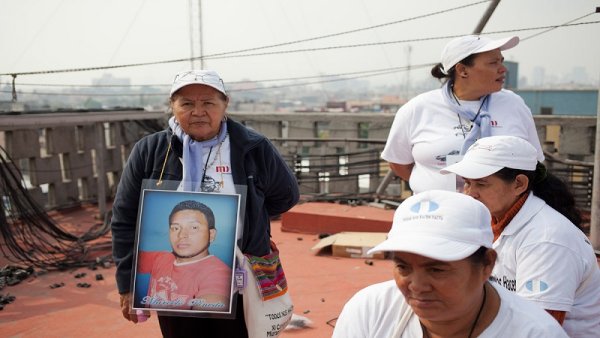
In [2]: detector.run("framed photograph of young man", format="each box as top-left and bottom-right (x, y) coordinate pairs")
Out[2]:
(131, 189), (241, 317)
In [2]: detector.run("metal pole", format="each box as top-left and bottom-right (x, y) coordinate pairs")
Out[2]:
(405, 45), (412, 99)
(95, 122), (107, 219)
(198, 0), (205, 69)
(11, 74), (17, 102)
(587, 7), (600, 252)
(473, 0), (501, 34)
(189, 0), (195, 68)
(590, 79), (600, 250)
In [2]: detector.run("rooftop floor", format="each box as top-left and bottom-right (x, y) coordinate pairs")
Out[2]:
(0, 202), (395, 338)
(2, 202), (598, 338)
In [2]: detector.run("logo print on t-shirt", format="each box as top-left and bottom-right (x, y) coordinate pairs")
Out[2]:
(435, 150), (460, 163)
(525, 279), (549, 292)
(216, 165), (230, 173)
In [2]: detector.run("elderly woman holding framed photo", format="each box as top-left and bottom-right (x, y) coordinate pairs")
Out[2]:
(111, 70), (299, 338)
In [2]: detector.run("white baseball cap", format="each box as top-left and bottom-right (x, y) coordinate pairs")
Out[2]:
(368, 190), (492, 261)
(170, 70), (227, 97)
(441, 35), (519, 73)
(440, 135), (538, 179)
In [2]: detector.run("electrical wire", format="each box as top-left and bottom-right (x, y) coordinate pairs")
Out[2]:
(0, 116), (165, 269)
(359, 0), (402, 86)
(12, 64), (431, 88)
(1, 18), (596, 86)
(107, 0), (148, 66)
(1, 13), (596, 106)
(0, 63), (432, 97)
(0, 1), (528, 77)
(8, 0), (67, 71)
(201, 21), (600, 60)
(199, 0), (492, 59)
(229, 66), (431, 92)
(0, 144), (111, 269)
(520, 12), (596, 41)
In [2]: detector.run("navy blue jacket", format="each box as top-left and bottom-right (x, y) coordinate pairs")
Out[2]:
(111, 118), (299, 294)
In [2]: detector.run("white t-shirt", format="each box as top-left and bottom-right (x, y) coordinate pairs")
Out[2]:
(491, 193), (600, 337)
(333, 280), (568, 338)
(200, 136), (236, 194)
(177, 135), (236, 194)
(381, 88), (544, 194)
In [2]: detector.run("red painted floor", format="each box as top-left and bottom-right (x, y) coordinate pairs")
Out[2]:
(3, 202), (597, 338)
(0, 203), (395, 338)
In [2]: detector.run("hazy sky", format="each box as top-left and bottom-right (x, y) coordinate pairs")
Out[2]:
(1, 0), (599, 91)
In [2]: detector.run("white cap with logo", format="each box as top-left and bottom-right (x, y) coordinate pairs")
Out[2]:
(440, 135), (538, 179)
(170, 70), (227, 97)
(368, 190), (492, 261)
(441, 35), (519, 73)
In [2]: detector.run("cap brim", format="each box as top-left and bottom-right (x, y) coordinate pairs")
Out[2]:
(367, 234), (480, 262)
(440, 160), (502, 179)
(474, 36), (519, 54)
(169, 82), (227, 98)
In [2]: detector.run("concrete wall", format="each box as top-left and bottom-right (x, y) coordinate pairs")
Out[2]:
(534, 115), (596, 162)
(230, 112), (597, 203)
(0, 110), (166, 210)
(229, 111), (391, 195)
(230, 111), (597, 160)
(0, 110), (596, 210)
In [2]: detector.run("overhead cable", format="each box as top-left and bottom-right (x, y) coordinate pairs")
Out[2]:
(520, 12), (596, 41)
(1, 19), (597, 79)
(0, 63), (433, 97)
(11, 63), (433, 88)
(201, 20), (600, 60)
(0, 0), (492, 77)
(198, 0), (492, 58)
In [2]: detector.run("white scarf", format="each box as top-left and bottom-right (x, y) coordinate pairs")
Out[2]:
(168, 116), (227, 191)
(441, 81), (492, 154)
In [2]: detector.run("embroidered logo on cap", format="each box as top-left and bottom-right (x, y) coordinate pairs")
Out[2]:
(471, 144), (494, 152)
(410, 200), (439, 214)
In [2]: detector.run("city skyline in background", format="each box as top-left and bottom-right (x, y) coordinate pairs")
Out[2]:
(1, 62), (597, 112)
(1, 0), (599, 109)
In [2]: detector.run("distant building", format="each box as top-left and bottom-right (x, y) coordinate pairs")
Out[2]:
(532, 66), (546, 87)
(325, 96), (406, 113)
(569, 66), (590, 84)
(504, 61), (518, 89)
(92, 73), (130, 86)
(505, 62), (597, 116)
(326, 101), (347, 112)
(378, 96), (406, 113)
(514, 88), (598, 116)
(0, 101), (25, 112)
(232, 100), (275, 112)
